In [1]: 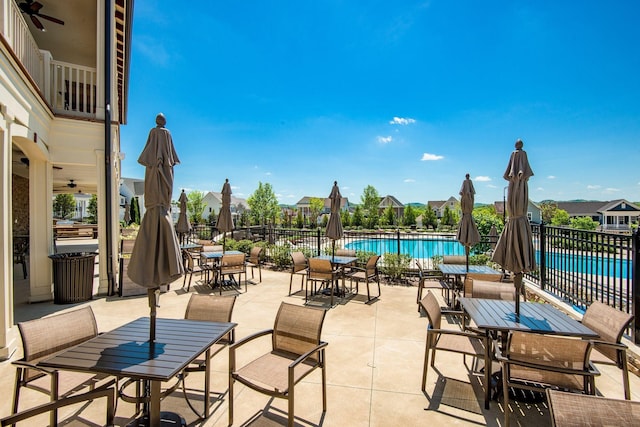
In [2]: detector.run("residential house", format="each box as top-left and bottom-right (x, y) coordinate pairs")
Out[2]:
(202, 191), (249, 225)
(1, 0), (133, 359)
(378, 195), (404, 219)
(296, 196), (350, 218)
(427, 197), (459, 219)
(556, 200), (640, 232)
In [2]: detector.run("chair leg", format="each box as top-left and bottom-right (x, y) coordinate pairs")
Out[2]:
(422, 334), (430, 392)
(321, 350), (327, 412)
(12, 368), (23, 416)
(621, 350), (631, 400)
(502, 365), (510, 427)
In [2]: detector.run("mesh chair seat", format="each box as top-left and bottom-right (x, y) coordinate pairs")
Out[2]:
(235, 351), (319, 394)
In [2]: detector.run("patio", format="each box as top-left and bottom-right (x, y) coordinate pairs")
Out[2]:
(2, 247), (639, 426)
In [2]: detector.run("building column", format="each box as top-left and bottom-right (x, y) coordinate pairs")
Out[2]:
(27, 157), (54, 302)
(0, 109), (15, 359)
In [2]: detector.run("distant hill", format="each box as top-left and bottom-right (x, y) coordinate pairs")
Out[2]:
(405, 202), (425, 208)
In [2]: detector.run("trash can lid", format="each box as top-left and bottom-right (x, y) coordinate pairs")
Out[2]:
(49, 252), (97, 259)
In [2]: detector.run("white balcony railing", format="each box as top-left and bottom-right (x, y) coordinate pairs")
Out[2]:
(2, 0), (97, 119)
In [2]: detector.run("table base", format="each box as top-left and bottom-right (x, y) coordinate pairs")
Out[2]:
(127, 411), (186, 427)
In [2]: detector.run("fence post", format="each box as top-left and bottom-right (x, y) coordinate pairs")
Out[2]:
(632, 229), (639, 344)
(316, 228), (321, 256)
(397, 229), (401, 256)
(539, 223), (546, 291)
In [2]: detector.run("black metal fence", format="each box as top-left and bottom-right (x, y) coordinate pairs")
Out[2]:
(187, 224), (639, 342)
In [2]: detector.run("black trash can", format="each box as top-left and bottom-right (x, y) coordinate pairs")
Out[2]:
(49, 252), (97, 304)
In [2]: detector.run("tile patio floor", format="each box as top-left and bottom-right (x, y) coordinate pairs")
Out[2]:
(2, 245), (638, 426)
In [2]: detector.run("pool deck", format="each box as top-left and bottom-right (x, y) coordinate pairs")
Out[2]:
(2, 239), (639, 426)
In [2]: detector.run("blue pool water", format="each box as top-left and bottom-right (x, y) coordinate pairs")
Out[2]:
(345, 238), (466, 258)
(346, 238), (630, 279)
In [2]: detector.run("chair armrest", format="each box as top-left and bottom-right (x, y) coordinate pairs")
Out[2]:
(229, 329), (274, 351)
(589, 339), (628, 351)
(496, 354), (601, 378)
(12, 359), (57, 375)
(429, 328), (485, 341)
(288, 341), (329, 369)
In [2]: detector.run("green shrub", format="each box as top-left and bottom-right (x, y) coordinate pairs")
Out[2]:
(270, 244), (293, 269)
(235, 239), (254, 255)
(380, 253), (412, 282)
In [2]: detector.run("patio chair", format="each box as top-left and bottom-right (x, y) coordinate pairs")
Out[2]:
(1, 387), (115, 426)
(246, 246), (263, 282)
(463, 277), (514, 300)
(306, 258), (340, 306)
(12, 306), (113, 426)
(580, 301), (634, 399)
(216, 253), (247, 294)
(546, 389), (640, 427)
(419, 291), (486, 392)
(335, 249), (356, 257)
(229, 302), (328, 427)
(348, 254), (381, 302)
(178, 294), (237, 416)
(289, 251), (308, 295)
(496, 331), (599, 427)
(182, 249), (211, 291)
(415, 260), (445, 311)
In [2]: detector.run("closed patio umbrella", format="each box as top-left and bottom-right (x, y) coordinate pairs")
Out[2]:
(488, 224), (498, 251)
(492, 139), (536, 317)
(127, 113), (184, 341)
(175, 189), (191, 244)
(456, 174), (481, 271)
(325, 181), (344, 260)
(217, 178), (233, 250)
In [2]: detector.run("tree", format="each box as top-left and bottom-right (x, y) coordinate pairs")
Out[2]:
(130, 197), (141, 224)
(403, 205), (417, 226)
(187, 190), (206, 225)
(540, 202), (558, 224)
(296, 210), (304, 228)
(247, 182), (279, 226)
(86, 194), (98, 224)
(361, 185), (380, 229)
(441, 205), (456, 226)
(53, 193), (75, 219)
(570, 216), (598, 230)
(382, 205), (395, 226)
(352, 205), (364, 227)
(308, 197), (325, 227)
(423, 205), (438, 229)
(551, 209), (570, 226)
(342, 209), (351, 227)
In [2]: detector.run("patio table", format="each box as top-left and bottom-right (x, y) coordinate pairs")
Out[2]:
(457, 297), (598, 410)
(201, 250), (244, 288)
(39, 317), (236, 426)
(311, 255), (357, 304)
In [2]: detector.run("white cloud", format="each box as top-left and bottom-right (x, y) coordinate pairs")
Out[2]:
(265, 172), (272, 176)
(421, 153), (444, 161)
(389, 117), (416, 125)
(377, 136), (393, 144)
(536, 187), (544, 191)
(474, 176), (491, 182)
(548, 175), (556, 179)
(404, 178), (415, 183)
(587, 185), (602, 190)
(605, 187), (621, 193)
(486, 184), (497, 189)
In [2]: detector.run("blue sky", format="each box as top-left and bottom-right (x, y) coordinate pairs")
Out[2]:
(120, 0), (640, 206)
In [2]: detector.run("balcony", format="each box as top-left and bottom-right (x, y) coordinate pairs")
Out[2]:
(2, 0), (98, 119)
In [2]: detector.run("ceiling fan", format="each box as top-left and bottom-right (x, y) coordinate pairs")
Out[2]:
(18, 1), (64, 31)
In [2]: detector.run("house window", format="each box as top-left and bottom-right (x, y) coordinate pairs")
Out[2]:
(527, 212), (532, 222)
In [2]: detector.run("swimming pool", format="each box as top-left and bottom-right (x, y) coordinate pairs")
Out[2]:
(345, 238), (467, 259)
(346, 238), (630, 279)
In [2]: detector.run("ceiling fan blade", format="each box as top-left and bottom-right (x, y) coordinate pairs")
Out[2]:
(38, 13), (64, 26)
(29, 2), (43, 13)
(30, 15), (45, 31)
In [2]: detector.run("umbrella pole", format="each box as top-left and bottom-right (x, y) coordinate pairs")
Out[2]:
(332, 240), (336, 262)
(148, 287), (160, 342)
(514, 273), (522, 319)
(465, 246), (470, 271)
